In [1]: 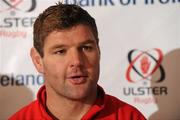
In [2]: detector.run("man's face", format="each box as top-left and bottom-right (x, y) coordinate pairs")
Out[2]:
(32, 24), (100, 101)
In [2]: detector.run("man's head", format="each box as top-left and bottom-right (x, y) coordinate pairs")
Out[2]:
(33, 2), (99, 57)
(31, 3), (100, 102)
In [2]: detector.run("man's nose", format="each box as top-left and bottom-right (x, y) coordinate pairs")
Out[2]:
(69, 49), (83, 67)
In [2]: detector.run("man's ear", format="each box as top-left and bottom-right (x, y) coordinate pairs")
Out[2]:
(30, 47), (44, 74)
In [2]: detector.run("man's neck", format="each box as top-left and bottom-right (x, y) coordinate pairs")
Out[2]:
(45, 86), (97, 120)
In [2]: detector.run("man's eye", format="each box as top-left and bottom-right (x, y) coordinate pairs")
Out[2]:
(82, 45), (93, 52)
(55, 49), (66, 55)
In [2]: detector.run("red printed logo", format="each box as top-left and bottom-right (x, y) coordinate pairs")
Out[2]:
(140, 55), (151, 74)
(126, 48), (165, 83)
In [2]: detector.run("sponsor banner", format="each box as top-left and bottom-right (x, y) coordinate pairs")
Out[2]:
(0, 0), (180, 119)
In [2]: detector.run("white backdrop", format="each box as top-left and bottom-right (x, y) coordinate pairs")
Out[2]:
(0, 0), (180, 119)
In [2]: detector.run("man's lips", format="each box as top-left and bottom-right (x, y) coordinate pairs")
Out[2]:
(67, 75), (88, 84)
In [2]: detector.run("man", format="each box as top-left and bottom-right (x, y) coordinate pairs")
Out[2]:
(9, 2), (146, 120)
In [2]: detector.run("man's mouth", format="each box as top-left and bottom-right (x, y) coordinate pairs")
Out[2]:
(67, 75), (88, 84)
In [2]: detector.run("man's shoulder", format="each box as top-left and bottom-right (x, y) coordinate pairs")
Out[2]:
(105, 94), (141, 112)
(104, 94), (146, 119)
(8, 100), (41, 120)
(105, 94), (133, 108)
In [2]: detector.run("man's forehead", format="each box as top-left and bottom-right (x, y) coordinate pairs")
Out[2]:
(45, 25), (95, 40)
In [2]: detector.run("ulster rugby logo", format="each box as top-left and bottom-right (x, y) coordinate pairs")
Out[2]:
(126, 48), (165, 83)
(0, 0), (36, 12)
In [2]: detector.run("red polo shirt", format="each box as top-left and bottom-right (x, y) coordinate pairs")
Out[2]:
(9, 85), (146, 120)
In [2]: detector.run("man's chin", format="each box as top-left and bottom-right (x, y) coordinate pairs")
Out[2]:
(65, 87), (96, 102)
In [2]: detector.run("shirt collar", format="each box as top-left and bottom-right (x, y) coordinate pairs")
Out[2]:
(81, 85), (106, 119)
(37, 85), (106, 119)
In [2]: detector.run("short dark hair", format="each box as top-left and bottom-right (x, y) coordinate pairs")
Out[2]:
(33, 2), (99, 57)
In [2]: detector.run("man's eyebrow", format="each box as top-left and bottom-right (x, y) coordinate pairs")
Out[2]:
(80, 39), (97, 45)
(49, 39), (96, 51)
